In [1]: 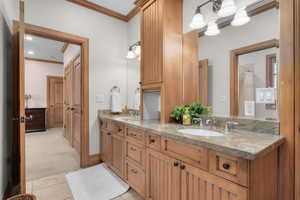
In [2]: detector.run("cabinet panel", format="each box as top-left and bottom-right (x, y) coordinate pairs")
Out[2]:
(112, 135), (124, 178)
(146, 149), (181, 200)
(125, 161), (146, 197)
(141, 0), (162, 85)
(125, 140), (146, 168)
(101, 129), (113, 166)
(181, 162), (248, 200)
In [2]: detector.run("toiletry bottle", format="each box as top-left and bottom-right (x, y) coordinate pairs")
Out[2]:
(183, 108), (191, 125)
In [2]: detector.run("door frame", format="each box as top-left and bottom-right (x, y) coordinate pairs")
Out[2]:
(13, 20), (90, 192)
(46, 76), (64, 129)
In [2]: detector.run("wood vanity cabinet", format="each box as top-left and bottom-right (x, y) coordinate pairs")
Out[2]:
(100, 120), (125, 178)
(100, 121), (279, 200)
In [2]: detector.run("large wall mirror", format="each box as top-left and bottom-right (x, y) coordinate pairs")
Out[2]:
(192, 0), (280, 121)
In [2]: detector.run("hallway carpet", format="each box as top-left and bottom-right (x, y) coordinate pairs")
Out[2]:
(26, 128), (80, 181)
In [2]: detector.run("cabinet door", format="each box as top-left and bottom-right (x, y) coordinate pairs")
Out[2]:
(141, 0), (163, 86)
(112, 135), (124, 178)
(101, 129), (113, 166)
(146, 149), (181, 200)
(181, 162), (248, 200)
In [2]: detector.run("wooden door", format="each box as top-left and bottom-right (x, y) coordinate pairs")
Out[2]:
(64, 64), (72, 144)
(146, 149), (181, 200)
(181, 162), (248, 200)
(141, 0), (162, 86)
(112, 134), (124, 178)
(71, 55), (81, 153)
(47, 76), (63, 128)
(101, 129), (113, 166)
(199, 59), (209, 106)
(12, 22), (26, 193)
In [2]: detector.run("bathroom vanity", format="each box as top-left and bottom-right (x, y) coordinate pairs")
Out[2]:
(98, 113), (284, 200)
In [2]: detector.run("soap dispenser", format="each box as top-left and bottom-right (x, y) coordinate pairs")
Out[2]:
(182, 108), (191, 125)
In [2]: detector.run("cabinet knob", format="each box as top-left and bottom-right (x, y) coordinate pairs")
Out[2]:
(173, 162), (179, 167)
(118, 128), (122, 132)
(149, 138), (155, 144)
(107, 132), (111, 136)
(222, 163), (230, 170)
(180, 164), (186, 170)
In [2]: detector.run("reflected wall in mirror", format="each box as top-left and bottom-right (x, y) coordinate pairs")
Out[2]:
(127, 13), (141, 111)
(193, 0), (279, 121)
(231, 39), (279, 120)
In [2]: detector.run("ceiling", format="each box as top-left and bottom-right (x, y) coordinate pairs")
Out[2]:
(24, 35), (64, 62)
(87, 0), (135, 15)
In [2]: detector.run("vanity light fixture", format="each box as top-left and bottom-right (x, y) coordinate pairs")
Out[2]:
(231, 7), (250, 26)
(217, 0), (237, 17)
(190, 0), (250, 36)
(205, 21), (220, 36)
(127, 41), (141, 59)
(190, 6), (206, 29)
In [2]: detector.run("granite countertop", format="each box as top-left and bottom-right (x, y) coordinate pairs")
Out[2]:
(98, 112), (285, 160)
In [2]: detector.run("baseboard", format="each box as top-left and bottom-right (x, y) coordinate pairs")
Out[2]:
(87, 154), (102, 167)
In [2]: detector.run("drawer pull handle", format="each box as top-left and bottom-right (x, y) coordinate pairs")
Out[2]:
(173, 162), (179, 167)
(130, 147), (137, 151)
(107, 132), (111, 136)
(131, 169), (138, 174)
(149, 138), (155, 144)
(223, 163), (230, 170)
(180, 164), (186, 170)
(118, 128), (122, 132)
(129, 133), (137, 137)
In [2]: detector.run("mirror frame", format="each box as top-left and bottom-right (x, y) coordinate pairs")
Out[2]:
(230, 39), (279, 116)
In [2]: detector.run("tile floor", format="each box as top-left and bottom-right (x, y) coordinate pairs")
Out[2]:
(27, 173), (143, 200)
(25, 128), (143, 200)
(26, 128), (80, 181)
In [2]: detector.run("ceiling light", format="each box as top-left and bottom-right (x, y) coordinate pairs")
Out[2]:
(218, 0), (237, 17)
(25, 35), (33, 41)
(27, 50), (35, 55)
(134, 45), (141, 56)
(190, 6), (206, 30)
(127, 48), (136, 59)
(231, 7), (250, 26)
(205, 21), (220, 36)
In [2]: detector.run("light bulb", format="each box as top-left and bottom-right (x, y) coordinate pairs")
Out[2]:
(27, 50), (35, 55)
(126, 50), (136, 59)
(25, 35), (33, 41)
(134, 45), (141, 56)
(218, 0), (237, 17)
(190, 6), (206, 30)
(205, 21), (220, 36)
(231, 7), (250, 26)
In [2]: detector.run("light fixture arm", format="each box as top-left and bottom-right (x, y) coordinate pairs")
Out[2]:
(196, 0), (223, 13)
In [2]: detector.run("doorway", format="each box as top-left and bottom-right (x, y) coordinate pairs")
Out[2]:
(12, 21), (90, 194)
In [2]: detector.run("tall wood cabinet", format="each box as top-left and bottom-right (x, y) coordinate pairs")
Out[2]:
(138, 0), (183, 123)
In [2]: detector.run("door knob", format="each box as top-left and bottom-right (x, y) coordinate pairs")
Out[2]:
(180, 164), (186, 170)
(173, 162), (179, 167)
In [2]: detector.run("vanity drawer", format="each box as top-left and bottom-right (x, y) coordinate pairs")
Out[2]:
(125, 161), (146, 197)
(126, 127), (146, 144)
(146, 132), (161, 151)
(209, 151), (249, 187)
(161, 137), (208, 170)
(125, 140), (145, 168)
(112, 122), (125, 137)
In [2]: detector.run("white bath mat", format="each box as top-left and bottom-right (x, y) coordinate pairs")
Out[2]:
(66, 164), (129, 200)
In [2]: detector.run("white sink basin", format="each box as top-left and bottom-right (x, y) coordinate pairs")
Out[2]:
(178, 129), (223, 137)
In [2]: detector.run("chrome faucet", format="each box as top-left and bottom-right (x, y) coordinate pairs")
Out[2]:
(225, 121), (239, 134)
(206, 118), (217, 129)
(193, 117), (204, 128)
